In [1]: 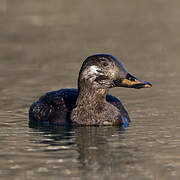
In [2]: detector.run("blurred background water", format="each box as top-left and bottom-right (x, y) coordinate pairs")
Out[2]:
(0, 0), (180, 179)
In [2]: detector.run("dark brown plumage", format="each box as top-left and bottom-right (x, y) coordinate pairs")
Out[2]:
(29, 54), (152, 126)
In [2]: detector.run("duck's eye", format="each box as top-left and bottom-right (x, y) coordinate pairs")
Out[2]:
(102, 62), (109, 67)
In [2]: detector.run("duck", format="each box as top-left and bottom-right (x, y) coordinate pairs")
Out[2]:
(29, 54), (152, 126)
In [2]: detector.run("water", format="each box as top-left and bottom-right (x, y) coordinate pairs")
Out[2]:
(0, 1), (180, 179)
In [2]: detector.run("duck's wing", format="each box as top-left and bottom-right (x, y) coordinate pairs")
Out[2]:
(29, 89), (78, 125)
(106, 94), (130, 122)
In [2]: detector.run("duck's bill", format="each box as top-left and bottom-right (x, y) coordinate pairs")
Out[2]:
(113, 73), (152, 89)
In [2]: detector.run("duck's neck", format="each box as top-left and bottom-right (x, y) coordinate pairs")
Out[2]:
(71, 81), (111, 125)
(76, 84), (108, 106)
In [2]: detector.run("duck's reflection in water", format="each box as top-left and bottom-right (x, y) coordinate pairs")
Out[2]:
(74, 126), (126, 168)
(29, 122), (135, 175)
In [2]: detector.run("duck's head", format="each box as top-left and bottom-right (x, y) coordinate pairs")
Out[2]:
(78, 54), (152, 90)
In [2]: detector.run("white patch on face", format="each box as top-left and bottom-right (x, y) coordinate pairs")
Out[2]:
(82, 65), (103, 80)
(88, 65), (101, 75)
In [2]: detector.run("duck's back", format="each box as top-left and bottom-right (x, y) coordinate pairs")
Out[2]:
(29, 89), (77, 125)
(29, 89), (130, 125)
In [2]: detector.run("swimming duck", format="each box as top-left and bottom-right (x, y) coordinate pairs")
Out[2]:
(29, 54), (152, 126)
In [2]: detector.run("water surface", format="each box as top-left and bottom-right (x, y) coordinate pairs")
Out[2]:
(0, 1), (180, 179)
